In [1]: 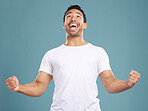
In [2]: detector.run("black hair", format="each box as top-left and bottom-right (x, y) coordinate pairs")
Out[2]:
(63, 5), (87, 23)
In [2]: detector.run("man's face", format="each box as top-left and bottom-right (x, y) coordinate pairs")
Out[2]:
(63, 9), (87, 37)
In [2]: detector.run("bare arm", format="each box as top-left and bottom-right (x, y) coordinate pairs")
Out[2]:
(99, 70), (141, 93)
(6, 71), (53, 97)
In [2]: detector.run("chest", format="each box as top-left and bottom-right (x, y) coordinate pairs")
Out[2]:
(52, 49), (100, 69)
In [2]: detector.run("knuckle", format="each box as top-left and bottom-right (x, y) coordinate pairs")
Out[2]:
(131, 74), (134, 76)
(137, 76), (140, 79)
(9, 77), (12, 80)
(6, 79), (10, 82)
(8, 79), (12, 83)
(130, 76), (134, 79)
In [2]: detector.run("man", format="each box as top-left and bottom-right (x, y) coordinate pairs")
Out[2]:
(6, 5), (141, 111)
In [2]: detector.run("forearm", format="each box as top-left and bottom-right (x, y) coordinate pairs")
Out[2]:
(100, 70), (140, 94)
(106, 79), (131, 93)
(17, 82), (44, 97)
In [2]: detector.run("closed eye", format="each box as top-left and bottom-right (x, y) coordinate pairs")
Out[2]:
(67, 15), (71, 18)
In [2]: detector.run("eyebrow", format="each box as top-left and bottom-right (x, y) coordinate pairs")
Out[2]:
(66, 12), (82, 16)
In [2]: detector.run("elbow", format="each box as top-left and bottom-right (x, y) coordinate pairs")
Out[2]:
(106, 88), (114, 94)
(105, 78), (117, 94)
(35, 90), (44, 97)
(107, 90), (112, 94)
(34, 81), (46, 97)
(36, 93), (42, 97)
(107, 90), (116, 94)
(106, 86), (121, 94)
(105, 84), (116, 94)
(38, 94), (42, 97)
(31, 92), (43, 97)
(38, 92), (44, 97)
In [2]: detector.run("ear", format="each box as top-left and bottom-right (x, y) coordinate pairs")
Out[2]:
(83, 22), (87, 30)
(63, 22), (65, 29)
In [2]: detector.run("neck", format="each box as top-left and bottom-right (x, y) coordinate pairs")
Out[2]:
(64, 34), (88, 46)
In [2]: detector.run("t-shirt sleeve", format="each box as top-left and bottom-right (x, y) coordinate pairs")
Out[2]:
(98, 48), (112, 75)
(38, 51), (53, 76)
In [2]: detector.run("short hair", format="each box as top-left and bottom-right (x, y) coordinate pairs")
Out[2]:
(63, 5), (87, 23)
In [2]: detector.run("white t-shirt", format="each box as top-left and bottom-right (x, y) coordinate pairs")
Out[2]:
(39, 43), (111, 111)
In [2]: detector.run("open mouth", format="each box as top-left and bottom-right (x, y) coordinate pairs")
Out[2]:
(70, 24), (77, 28)
(69, 23), (78, 31)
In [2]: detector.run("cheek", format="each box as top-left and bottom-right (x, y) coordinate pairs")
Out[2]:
(65, 18), (71, 23)
(79, 19), (84, 25)
(80, 18), (84, 22)
(63, 22), (68, 28)
(65, 21), (70, 27)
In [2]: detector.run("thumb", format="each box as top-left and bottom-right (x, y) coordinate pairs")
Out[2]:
(130, 70), (134, 74)
(12, 76), (20, 92)
(12, 76), (19, 86)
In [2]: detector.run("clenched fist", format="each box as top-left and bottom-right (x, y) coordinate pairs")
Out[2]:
(128, 70), (141, 88)
(6, 76), (20, 92)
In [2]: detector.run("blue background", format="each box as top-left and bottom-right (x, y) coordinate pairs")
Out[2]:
(0, 0), (147, 111)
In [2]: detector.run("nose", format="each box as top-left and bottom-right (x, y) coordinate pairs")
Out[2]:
(71, 15), (76, 21)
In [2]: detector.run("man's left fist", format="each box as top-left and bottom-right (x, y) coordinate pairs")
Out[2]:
(128, 70), (141, 88)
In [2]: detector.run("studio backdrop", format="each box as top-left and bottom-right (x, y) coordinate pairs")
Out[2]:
(0, 0), (147, 111)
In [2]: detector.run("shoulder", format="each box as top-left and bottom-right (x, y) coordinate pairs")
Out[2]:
(44, 44), (63, 56)
(89, 43), (106, 53)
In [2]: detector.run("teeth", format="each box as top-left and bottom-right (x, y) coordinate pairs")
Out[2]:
(70, 24), (77, 27)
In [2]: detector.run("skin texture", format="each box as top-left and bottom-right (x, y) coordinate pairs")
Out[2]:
(63, 9), (88, 46)
(5, 9), (141, 97)
(99, 70), (140, 93)
(6, 71), (52, 97)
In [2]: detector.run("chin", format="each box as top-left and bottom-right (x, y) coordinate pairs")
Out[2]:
(69, 34), (79, 37)
(67, 31), (81, 37)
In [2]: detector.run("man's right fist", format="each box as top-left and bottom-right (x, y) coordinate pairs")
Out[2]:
(6, 76), (20, 92)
